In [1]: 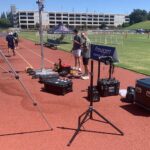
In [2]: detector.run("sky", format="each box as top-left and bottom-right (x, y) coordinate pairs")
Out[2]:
(0, 0), (150, 15)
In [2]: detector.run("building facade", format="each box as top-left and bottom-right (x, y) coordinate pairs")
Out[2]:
(14, 11), (49, 29)
(13, 11), (129, 29)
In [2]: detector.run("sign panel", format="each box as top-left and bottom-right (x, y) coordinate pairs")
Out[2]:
(90, 44), (119, 62)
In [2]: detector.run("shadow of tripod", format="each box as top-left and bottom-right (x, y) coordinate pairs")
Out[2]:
(67, 60), (124, 146)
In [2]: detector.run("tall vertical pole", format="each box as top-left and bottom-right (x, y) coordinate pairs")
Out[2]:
(37, 0), (44, 70)
(90, 60), (94, 107)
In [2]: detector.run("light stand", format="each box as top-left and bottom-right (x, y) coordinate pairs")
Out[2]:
(34, 0), (52, 77)
(67, 60), (124, 146)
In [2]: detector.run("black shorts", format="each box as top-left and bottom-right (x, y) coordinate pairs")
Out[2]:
(8, 44), (14, 49)
(82, 57), (89, 65)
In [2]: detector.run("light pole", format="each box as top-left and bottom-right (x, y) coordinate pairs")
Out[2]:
(36, 0), (44, 70)
(34, 0), (52, 77)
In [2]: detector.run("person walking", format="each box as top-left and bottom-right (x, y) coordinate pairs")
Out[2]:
(6, 32), (15, 56)
(71, 29), (82, 71)
(81, 32), (91, 80)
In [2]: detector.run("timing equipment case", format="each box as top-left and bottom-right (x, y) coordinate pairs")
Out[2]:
(97, 78), (120, 97)
(44, 78), (73, 95)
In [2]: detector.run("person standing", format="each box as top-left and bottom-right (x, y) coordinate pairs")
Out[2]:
(6, 32), (15, 56)
(71, 29), (82, 71)
(81, 32), (91, 80)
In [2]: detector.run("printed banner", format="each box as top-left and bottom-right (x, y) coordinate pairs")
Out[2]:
(90, 44), (119, 62)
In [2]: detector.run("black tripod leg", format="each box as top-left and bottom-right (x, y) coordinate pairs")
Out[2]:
(93, 109), (124, 135)
(67, 110), (90, 146)
(78, 109), (90, 126)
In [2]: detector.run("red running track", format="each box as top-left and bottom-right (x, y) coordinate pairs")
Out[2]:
(0, 37), (150, 150)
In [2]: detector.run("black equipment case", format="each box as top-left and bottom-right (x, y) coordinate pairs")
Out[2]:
(97, 78), (120, 97)
(87, 86), (100, 102)
(44, 78), (73, 95)
(135, 78), (150, 111)
(97, 56), (120, 97)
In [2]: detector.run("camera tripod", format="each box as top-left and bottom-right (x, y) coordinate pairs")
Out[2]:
(67, 60), (124, 146)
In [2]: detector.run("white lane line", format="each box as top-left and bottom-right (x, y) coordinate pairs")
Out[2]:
(20, 43), (55, 65)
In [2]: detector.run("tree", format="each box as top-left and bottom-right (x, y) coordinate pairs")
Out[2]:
(0, 18), (11, 28)
(129, 9), (148, 24)
(6, 12), (13, 26)
(147, 11), (150, 20)
(0, 12), (6, 19)
(100, 22), (107, 29)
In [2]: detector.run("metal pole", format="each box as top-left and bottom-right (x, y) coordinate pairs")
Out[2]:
(90, 60), (94, 107)
(33, 0), (52, 77)
(37, 0), (44, 70)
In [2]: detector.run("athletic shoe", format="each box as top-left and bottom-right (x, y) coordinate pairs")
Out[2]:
(72, 66), (76, 70)
(81, 75), (89, 80)
(78, 68), (82, 72)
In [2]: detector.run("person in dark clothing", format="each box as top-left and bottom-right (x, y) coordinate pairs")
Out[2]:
(13, 32), (19, 49)
(6, 32), (15, 56)
(71, 29), (82, 71)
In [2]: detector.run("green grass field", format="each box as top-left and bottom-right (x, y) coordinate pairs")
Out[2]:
(20, 31), (150, 76)
(126, 21), (150, 30)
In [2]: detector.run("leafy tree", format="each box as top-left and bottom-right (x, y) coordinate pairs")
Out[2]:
(0, 12), (6, 19)
(0, 11), (13, 28)
(100, 22), (107, 29)
(129, 9), (148, 24)
(0, 18), (11, 28)
(147, 11), (150, 20)
(6, 12), (13, 25)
